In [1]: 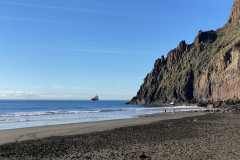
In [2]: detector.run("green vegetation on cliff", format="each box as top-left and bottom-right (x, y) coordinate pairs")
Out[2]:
(130, 0), (240, 105)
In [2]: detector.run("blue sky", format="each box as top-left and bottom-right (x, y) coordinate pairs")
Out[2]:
(0, 0), (235, 100)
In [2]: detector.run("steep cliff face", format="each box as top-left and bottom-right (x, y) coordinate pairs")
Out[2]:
(228, 0), (240, 25)
(130, 0), (240, 105)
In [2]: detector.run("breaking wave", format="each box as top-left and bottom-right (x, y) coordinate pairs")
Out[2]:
(0, 105), (203, 118)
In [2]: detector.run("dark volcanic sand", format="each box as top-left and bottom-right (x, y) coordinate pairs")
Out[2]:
(0, 113), (240, 160)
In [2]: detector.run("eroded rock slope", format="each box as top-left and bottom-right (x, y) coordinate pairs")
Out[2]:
(130, 0), (240, 105)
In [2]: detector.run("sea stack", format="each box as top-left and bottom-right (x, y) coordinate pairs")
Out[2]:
(129, 0), (240, 105)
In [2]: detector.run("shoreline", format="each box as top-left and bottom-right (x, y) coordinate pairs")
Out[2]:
(1, 112), (240, 159)
(0, 111), (205, 145)
(0, 100), (205, 131)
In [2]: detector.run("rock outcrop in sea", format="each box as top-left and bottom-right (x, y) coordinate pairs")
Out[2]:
(129, 0), (240, 105)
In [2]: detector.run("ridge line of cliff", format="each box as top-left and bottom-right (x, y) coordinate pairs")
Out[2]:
(129, 0), (240, 105)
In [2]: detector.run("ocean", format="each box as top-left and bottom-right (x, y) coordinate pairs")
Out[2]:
(0, 100), (204, 130)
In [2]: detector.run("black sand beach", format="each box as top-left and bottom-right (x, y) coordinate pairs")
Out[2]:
(0, 112), (240, 159)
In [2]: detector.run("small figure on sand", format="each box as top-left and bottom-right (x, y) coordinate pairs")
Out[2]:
(165, 109), (166, 113)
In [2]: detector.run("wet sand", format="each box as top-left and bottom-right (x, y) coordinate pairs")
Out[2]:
(0, 112), (203, 145)
(0, 112), (239, 159)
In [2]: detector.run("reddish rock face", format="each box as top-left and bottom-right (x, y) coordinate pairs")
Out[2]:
(130, 0), (240, 105)
(195, 48), (240, 102)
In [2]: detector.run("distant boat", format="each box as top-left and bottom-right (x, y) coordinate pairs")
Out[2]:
(91, 95), (99, 101)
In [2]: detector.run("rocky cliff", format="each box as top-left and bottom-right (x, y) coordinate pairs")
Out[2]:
(129, 0), (240, 105)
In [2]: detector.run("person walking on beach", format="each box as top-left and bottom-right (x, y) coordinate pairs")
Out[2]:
(165, 109), (166, 113)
